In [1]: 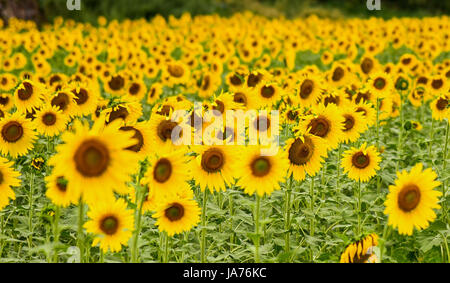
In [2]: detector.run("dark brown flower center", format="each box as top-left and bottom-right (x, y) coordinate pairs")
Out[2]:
(73, 139), (110, 177)
(72, 88), (89, 105)
(251, 157), (271, 177)
(351, 152), (370, 169)
(355, 107), (367, 117)
(299, 79), (314, 99)
(108, 75), (125, 91)
(157, 120), (180, 142)
(107, 106), (129, 124)
(17, 82), (33, 100)
(431, 79), (443, 90)
(120, 126), (144, 152)
(397, 184), (421, 212)
(0, 96), (9, 106)
(165, 203), (184, 221)
(42, 112), (57, 126)
(168, 65), (184, 78)
(261, 85), (275, 98)
(212, 100), (225, 114)
(417, 77), (428, 85)
(129, 83), (140, 95)
(253, 115), (270, 132)
(56, 176), (67, 192)
(247, 73), (263, 87)
(401, 58), (412, 65)
(332, 67), (345, 82)
(51, 92), (70, 111)
(100, 215), (119, 235)
(233, 92), (247, 106)
(201, 148), (224, 173)
(229, 74), (243, 86)
(1, 121), (23, 143)
(153, 158), (172, 183)
(436, 98), (448, 110)
(343, 114), (355, 131)
(361, 58), (374, 74)
(308, 117), (330, 137)
(288, 137), (314, 165)
(373, 77), (386, 90)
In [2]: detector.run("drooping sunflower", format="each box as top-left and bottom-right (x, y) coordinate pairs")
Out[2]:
(340, 233), (379, 263)
(341, 143), (381, 182)
(0, 112), (37, 158)
(141, 150), (191, 200)
(297, 103), (344, 150)
(0, 157), (21, 210)
(430, 95), (448, 121)
(84, 198), (134, 253)
(45, 173), (76, 207)
(32, 104), (69, 137)
(236, 146), (289, 197)
(384, 163), (442, 236)
(118, 121), (153, 158)
(13, 79), (44, 114)
(190, 145), (240, 193)
(48, 119), (139, 204)
(153, 193), (201, 237)
(285, 133), (328, 181)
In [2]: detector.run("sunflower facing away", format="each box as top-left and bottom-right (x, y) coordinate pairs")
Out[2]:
(384, 163), (441, 236)
(0, 157), (21, 210)
(153, 193), (201, 237)
(84, 198), (134, 253)
(341, 143), (381, 182)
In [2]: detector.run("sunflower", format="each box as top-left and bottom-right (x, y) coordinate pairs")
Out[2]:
(355, 101), (377, 127)
(340, 233), (379, 263)
(211, 91), (244, 117)
(384, 163), (442, 236)
(295, 74), (323, 107)
(141, 150), (191, 200)
(428, 75), (447, 96)
(153, 193), (200, 237)
(340, 104), (368, 143)
(118, 121), (153, 157)
(84, 198), (134, 253)
(32, 104), (69, 137)
(45, 173), (76, 207)
(190, 145), (240, 193)
(147, 83), (163, 105)
(236, 146), (289, 197)
(328, 63), (350, 87)
(256, 83), (282, 108)
(48, 119), (139, 204)
(148, 113), (189, 151)
(367, 72), (393, 98)
(0, 93), (14, 112)
(103, 73), (127, 96)
(285, 133), (328, 181)
(126, 80), (147, 101)
(0, 157), (21, 210)
(50, 89), (77, 117)
(0, 112), (37, 158)
(231, 86), (259, 110)
(31, 157), (45, 170)
(297, 104), (344, 150)
(341, 143), (381, 182)
(13, 79), (44, 114)
(70, 82), (99, 117)
(104, 101), (143, 126)
(430, 95), (449, 121)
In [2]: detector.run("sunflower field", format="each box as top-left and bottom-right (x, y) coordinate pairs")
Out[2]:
(0, 12), (449, 264)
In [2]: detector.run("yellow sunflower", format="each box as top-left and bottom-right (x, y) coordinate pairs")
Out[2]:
(430, 95), (448, 121)
(84, 198), (134, 253)
(294, 74), (323, 107)
(32, 104), (69, 137)
(384, 163), (442, 236)
(190, 145), (240, 193)
(0, 157), (21, 210)
(340, 233), (379, 263)
(341, 143), (381, 182)
(45, 173), (77, 207)
(285, 133), (328, 181)
(340, 104), (368, 144)
(236, 146), (289, 197)
(13, 79), (44, 114)
(153, 193), (201, 237)
(0, 112), (37, 158)
(48, 119), (139, 204)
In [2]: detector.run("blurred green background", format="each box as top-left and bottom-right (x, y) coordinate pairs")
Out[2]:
(1, 0), (449, 25)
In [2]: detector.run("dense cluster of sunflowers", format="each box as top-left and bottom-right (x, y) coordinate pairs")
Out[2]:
(0, 13), (448, 263)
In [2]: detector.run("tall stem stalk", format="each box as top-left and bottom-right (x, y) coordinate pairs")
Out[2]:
(309, 177), (315, 262)
(254, 195), (261, 263)
(284, 175), (293, 255)
(442, 121), (449, 223)
(200, 189), (207, 263)
(52, 206), (60, 263)
(77, 199), (85, 263)
(131, 186), (145, 263)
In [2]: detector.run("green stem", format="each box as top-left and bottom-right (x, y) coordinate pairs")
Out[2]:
(284, 175), (293, 256)
(200, 189), (207, 263)
(376, 98), (380, 150)
(357, 180), (362, 237)
(441, 233), (450, 263)
(131, 186), (145, 263)
(77, 199), (85, 263)
(229, 191), (234, 246)
(254, 195), (261, 263)
(397, 91), (403, 171)
(429, 118), (434, 158)
(164, 232), (170, 263)
(52, 206), (60, 263)
(99, 249), (104, 263)
(309, 177), (315, 262)
(27, 172), (34, 254)
(336, 144), (341, 193)
(442, 121), (449, 223)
